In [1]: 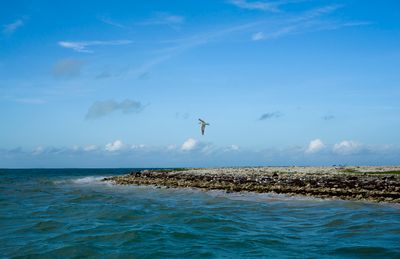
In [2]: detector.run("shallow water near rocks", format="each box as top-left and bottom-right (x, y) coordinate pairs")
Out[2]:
(1, 169), (399, 258)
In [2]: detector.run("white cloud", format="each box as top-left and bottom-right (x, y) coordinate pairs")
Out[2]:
(84, 145), (98, 152)
(4, 141), (400, 168)
(230, 145), (240, 151)
(225, 145), (240, 152)
(32, 146), (44, 155)
(2, 19), (24, 35)
(252, 32), (265, 41)
(58, 40), (132, 53)
(167, 144), (177, 150)
(306, 139), (325, 154)
(105, 140), (124, 152)
(333, 140), (362, 155)
(181, 138), (197, 151)
(228, 0), (278, 11)
(131, 144), (146, 149)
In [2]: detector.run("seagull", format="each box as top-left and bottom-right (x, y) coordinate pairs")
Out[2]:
(198, 118), (210, 135)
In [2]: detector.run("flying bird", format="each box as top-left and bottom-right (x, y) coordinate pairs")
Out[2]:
(198, 118), (210, 135)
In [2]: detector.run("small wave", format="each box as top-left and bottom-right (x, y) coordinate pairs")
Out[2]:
(205, 189), (325, 203)
(33, 220), (64, 232)
(53, 176), (109, 185)
(72, 176), (106, 184)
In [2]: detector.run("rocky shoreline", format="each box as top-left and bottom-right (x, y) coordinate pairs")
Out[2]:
(103, 166), (400, 203)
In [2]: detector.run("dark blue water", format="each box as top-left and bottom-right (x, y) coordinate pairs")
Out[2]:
(1, 169), (399, 258)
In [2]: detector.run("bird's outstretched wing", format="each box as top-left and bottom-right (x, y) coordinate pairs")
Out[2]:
(199, 118), (205, 123)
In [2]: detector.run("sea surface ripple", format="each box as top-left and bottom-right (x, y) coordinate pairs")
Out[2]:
(0, 169), (399, 258)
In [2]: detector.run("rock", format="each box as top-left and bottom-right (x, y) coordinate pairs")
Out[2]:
(103, 167), (400, 203)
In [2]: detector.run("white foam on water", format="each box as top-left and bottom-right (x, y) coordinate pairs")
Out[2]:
(72, 176), (107, 184)
(202, 189), (327, 203)
(54, 176), (111, 185)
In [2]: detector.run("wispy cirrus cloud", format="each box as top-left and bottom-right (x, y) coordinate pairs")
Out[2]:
(128, 53), (174, 78)
(99, 16), (127, 29)
(1, 95), (45, 104)
(2, 19), (24, 35)
(85, 99), (145, 120)
(228, 0), (279, 11)
(137, 12), (185, 28)
(58, 40), (132, 53)
(127, 20), (268, 77)
(253, 24), (297, 40)
(249, 8), (368, 41)
(13, 97), (45, 104)
(252, 31), (265, 41)
(128, 5), (368, 78)
(247, 6), (370, 42)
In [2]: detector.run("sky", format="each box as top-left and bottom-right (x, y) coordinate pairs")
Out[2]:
(1, 0), (400, 168)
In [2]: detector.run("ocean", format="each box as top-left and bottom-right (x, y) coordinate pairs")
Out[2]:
(1, 169), (399, 258)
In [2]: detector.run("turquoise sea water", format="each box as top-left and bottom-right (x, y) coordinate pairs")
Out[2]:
(0, 169), (399, 258)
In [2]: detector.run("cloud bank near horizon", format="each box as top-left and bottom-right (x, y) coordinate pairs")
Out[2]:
(1, 138), (398, 168)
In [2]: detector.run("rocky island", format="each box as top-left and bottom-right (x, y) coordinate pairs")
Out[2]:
(103, 166), (400, 203)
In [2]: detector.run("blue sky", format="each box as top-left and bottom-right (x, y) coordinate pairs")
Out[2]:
(1, 0), (400, 168)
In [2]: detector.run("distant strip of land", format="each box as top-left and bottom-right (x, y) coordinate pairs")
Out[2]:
(103, 166), (400, 203)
